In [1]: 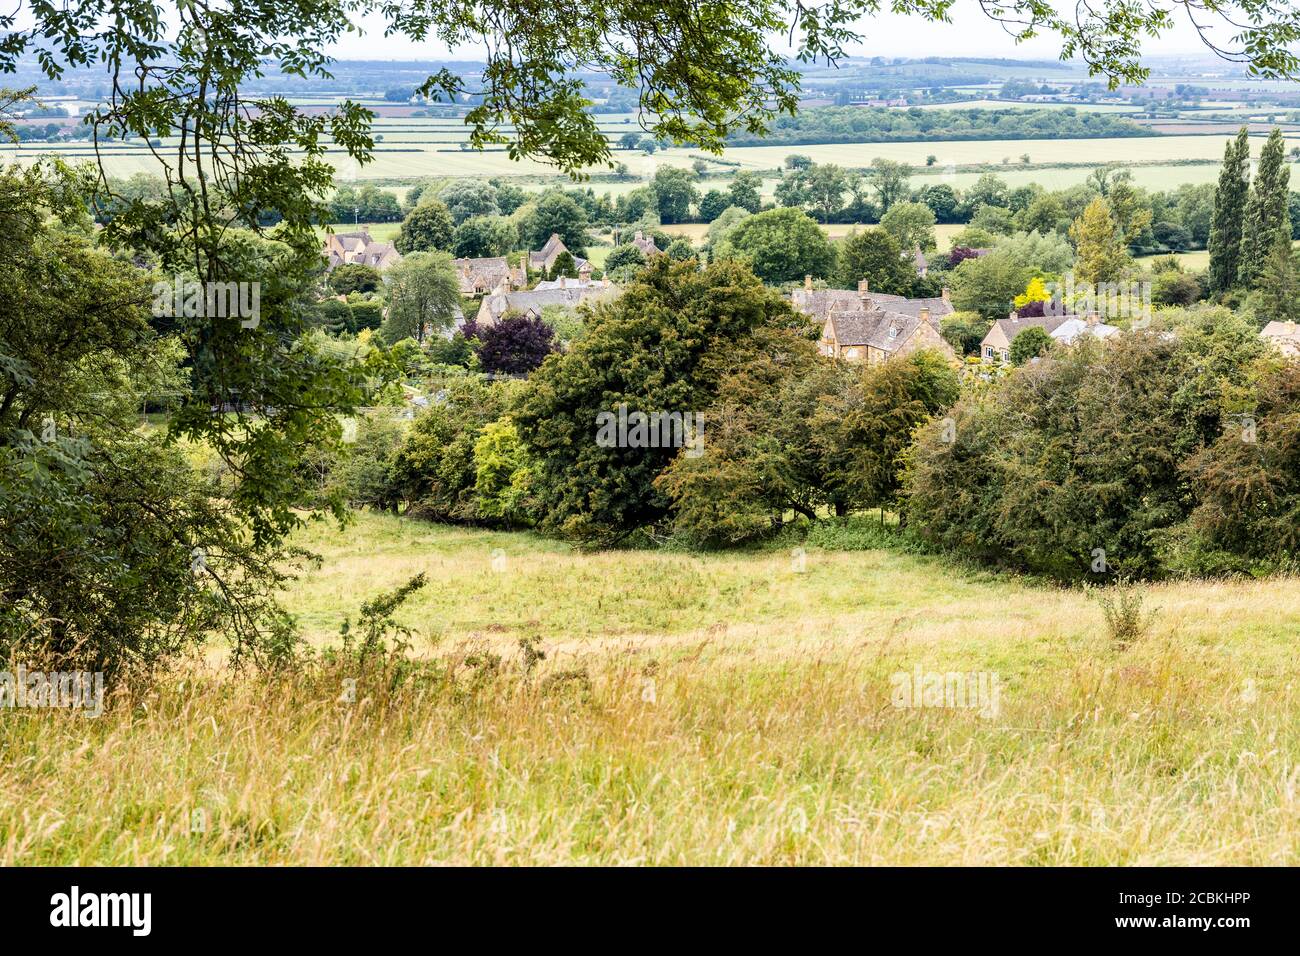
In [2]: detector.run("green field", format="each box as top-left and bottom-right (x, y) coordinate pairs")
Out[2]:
(5, 511), (1297, 865)
(8, 131), (1296, 192)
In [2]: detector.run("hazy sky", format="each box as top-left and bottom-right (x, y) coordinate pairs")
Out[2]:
(325, 4), (1219, 62)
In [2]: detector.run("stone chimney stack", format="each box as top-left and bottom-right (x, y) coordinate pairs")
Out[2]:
(858, 278), (869, 294)
(804, 274), (813, 291)
(559, 276), (567, 289)
(1087, 310), (1100, 327)
(941, 287), (951, 304)
(919, 307), (931, 325)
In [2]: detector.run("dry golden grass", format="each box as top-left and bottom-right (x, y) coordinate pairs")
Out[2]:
(2, 512), (1297, 865)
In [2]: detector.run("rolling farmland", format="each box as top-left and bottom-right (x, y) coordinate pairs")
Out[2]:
(7, 127), (1298, 193)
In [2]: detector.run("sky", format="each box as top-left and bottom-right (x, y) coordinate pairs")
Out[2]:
(323, 4), (1219, 62)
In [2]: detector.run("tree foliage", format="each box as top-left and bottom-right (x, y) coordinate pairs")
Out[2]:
(1209, 127), (1252, 293)
(512, 257), (804, 545)
(716, 207), (835, 284)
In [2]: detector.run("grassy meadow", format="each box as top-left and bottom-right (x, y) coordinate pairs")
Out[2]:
(3, 511), (1298, 865)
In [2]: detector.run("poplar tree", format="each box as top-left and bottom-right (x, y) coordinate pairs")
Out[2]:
(1208, 128), (1251, 292)
(1240, 127), (1292, 285)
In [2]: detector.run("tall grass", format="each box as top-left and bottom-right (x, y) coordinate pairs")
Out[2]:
(2, 513), (1297, 865)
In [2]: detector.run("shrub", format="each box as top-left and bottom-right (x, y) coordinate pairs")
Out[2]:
(332, 414), (408, 512)
(475, 313), (556, 375)
(392, 377), (524, 522)
(903, 317), (1268, 581)
(1092, 583), (1157, 650)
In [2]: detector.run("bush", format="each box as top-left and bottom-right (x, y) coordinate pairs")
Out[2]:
(332, 414), (409, 512)
(1092, 583), (1157, 650)
(804, 515), (925, 553)
(475, 313), (556, 375)
(1009, 325), (1053, 365)
(392, 377), (524, 522)
(903, 316), (1268, 581)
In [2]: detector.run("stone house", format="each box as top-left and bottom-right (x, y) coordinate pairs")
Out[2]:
(528, 233), (590, 275)
(451, 256), (516, 296)
(630, 230), (663, 257)
(979, 311), (1119, 363)
(322, 228), (401, 271)
(475, 282), (617, 325)
(793, 278), (957, 364)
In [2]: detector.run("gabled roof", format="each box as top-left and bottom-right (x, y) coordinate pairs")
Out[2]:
(983, 312), (1119, 352)
(532, 276), (612, 292)
(630, 230), (662, 256)
(1050, 317), (1120, 344)
(528, 233), (591, 272)
(452, 256), (510, 294)
(826, 307), (933, 353)
(322, 228), (402, 271)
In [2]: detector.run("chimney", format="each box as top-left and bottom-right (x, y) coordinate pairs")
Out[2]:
(1087, 310), (1100, 327)
(559, 276), (567, 289)
(579, 261), (592, 280)
(919, 307), (930, 325)
(1286, 320), (1297, 335)
(635, 230), (644, 241)
(941, 286), (950, 304)
(857, 278), (869, 294)
(804, 274), (813, 292)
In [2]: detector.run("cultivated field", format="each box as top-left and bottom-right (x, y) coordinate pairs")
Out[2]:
(8, 131), (1298, 193)
(3, 512), (1297, 865)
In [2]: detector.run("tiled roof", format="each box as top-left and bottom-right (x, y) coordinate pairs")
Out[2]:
(793, 288), (953, 325)
(828, 308), (928, 353)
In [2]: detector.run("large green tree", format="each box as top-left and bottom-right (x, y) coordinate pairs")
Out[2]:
(0, 162), (316, 679)
(727, 171), (764, 214)
(835, 228), (913, 294)
(715, 207), (835, 283)
(380, 251), (462, 344)
(652, 166), (699, 224)
(1240, 127), (1292, 285)
(1208, 127), (1252, 292)
(512, 257), (805, 545)
(520, 191), (590, 255)
(395, 200), (455, 254)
